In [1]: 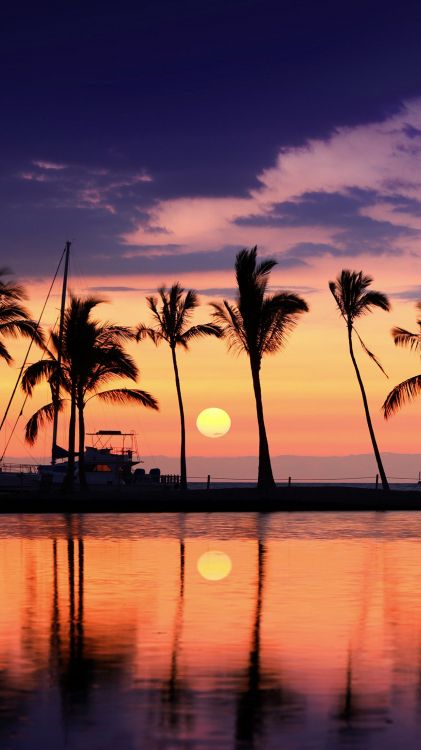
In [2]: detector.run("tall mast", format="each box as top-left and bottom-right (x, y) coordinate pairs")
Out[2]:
(51, 241), (71, 465)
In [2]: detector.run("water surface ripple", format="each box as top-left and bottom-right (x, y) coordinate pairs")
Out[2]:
(0, 511), (420, 749)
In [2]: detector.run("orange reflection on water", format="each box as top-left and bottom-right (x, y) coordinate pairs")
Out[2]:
(1, 512), (421, 748)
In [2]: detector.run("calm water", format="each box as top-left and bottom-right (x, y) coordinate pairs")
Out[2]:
(1, 512), (421, 749)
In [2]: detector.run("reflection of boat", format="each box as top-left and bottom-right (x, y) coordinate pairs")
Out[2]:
(38, 430), (161, 487)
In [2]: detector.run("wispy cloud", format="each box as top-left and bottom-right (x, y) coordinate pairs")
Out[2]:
(18, 160), (153, 215)
(11, 99), (421, 278)
(32, 159), (67, 170)
(86, 285), (142, 293)
(122, 98), (421, 268)
(389, 286), (421, 300)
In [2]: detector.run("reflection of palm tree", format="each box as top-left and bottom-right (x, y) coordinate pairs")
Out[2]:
(136, 284), (220, 489)
(235, 539), (266, 744)
(49, 531), (127, 721)
(212, 248), (308, 489)
(335, 545), (390, 738)
(329, 270), (390, 491)
(23, 296), (158, 489)
(336, 651), (359, 724)
(161, 519), (192, 727)
(235, 528), (302, 747)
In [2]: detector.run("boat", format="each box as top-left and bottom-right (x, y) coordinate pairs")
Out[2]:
(38, 430), (161, 487)
(0, 243), (164, 491)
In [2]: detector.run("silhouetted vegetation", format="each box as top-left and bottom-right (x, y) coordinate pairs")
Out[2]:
(0, 268), (43, 365)
(383, 301), (421, 419)
(212, 247), (308, 490)
(329, 270), (390, 491)
(22, 295), (158, 489)
(136, 283), (220, 490)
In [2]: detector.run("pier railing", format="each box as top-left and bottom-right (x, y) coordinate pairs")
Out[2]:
(186, 474), (421, 489)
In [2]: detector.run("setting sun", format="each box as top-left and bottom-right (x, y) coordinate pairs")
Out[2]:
(196, 408), (232, 439)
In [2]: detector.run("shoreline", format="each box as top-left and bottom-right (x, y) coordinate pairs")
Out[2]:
(0, 484), (421, 512)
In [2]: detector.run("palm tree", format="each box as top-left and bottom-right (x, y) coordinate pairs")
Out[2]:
(0, 268), (43, 365)
(212, 247), (308, 490)
(383, 301), (421, 419)
(329, 270), (390, 491)
(22, 296), (158, 489)
(136, 283), (221, 490)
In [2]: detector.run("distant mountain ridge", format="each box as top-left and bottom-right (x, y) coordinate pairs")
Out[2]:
(142, 453), (421, 483)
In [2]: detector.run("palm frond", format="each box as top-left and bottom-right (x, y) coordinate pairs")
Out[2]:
(24, 400), (63, 445)
(94, 388), (159, 410)
(179, 323), (222, 346)
(391, 326), (421, 352)
(259, 292), (309, 355)
(353, 328), (388, 377)
(21, 358), (59, 395)
(142, 283), (203, 347)
(0, 340), (12, 363)
(211, 300), (248, 355)
(0, 271), (27, 302)
(383, 374), (421, 419)
(329, 269), (390, 325)
(356, 290), (391, 316)
(146, 294), (167, 334)
(0, 302), (32, 323)
(0, 318), (44, 346)
(135, 324), (164, 346)
(328, 280), (344, 316)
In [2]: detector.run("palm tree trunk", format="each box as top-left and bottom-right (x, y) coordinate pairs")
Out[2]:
(171, 346), (187, 490)
(348, 326), (389, 491)
(250, 361), (275, 490)
(63, 384), (77, 491)
(77, 396), (87, 489)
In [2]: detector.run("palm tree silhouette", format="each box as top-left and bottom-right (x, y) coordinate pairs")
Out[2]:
(329, 270), (390, 491)
(136, 283), (220, 490)
(212, 247), (308, 490)
(383, 301), (421, 419)
(23, 296), (158, 489)
(0, 268), (43, 365)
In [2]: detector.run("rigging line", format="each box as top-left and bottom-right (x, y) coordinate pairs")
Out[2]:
(0, 246), (67, 448)
(0, 320), (59, 462)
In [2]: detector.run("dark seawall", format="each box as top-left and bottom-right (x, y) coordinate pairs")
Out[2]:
(1, 485), (421, 512)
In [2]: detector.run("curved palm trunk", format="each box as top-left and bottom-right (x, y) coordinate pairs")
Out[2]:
(250, 361), (275, 490)
(63, 384), (77, 491)
(171, 347), (187, 490)
(348, 326), (389, 491)
(77, 395), (87, 489)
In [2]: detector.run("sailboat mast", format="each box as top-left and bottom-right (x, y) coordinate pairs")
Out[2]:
(51, 241), (71, 465)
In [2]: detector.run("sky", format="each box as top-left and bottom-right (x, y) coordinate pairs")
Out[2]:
(2, 0), (421, 474)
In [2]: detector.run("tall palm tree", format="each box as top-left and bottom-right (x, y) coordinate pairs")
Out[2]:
(212, 247), (308, 490)
(136, 283), (221, 490)
(383, 301), (421, 419)
(329, 270), (390, 491)
(0, 268), (43, 365)
(22, 296), (158, 489)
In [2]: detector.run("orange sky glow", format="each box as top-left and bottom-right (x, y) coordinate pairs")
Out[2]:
(0, 259), (420, 468)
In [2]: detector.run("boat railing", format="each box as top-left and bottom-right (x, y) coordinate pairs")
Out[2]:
(0, 463), (39, 474)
